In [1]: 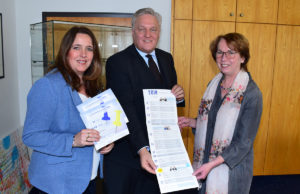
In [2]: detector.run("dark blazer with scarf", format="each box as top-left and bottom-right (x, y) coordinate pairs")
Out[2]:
(104, 44), (180, 169)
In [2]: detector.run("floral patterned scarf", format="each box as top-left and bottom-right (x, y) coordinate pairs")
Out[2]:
(193, 70), (249, 193)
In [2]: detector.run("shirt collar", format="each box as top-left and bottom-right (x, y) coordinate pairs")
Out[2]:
(135, 47), (156, 58)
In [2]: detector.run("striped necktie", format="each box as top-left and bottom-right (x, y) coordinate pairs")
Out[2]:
(146, 54), (162, 82)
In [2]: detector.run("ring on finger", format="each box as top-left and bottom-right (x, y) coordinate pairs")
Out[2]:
(86, 133), (90, 141)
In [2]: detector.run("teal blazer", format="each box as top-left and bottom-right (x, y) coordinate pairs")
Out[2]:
(23, 70), (102, 194)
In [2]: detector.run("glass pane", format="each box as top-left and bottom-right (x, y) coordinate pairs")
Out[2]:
(30, 20), (132, 87)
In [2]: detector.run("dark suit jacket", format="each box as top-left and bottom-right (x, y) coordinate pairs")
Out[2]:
(105, 44), (181, 169)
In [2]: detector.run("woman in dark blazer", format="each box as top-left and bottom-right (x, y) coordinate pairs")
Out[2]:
(178, 33), (262, 194)
(23, 26), (113, 194)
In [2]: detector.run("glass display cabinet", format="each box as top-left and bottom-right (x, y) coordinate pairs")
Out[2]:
(30, 20), (132, 87)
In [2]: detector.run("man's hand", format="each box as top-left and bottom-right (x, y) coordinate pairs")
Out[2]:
(171, 84), (184, 101)
(100, 143), (114, 154)
(139, 147), (156, 174)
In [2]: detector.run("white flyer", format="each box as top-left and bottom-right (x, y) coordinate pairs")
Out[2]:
(77, 89), (129, 150)
(143, 89), (199, 193)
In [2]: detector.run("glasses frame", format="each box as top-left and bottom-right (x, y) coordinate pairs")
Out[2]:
(216, 50), (238, 59)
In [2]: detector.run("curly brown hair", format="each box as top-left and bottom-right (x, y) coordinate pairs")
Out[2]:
(49, 26), (102, 97)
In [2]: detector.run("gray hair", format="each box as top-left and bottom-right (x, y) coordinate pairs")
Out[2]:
(131, 8), (162, 29)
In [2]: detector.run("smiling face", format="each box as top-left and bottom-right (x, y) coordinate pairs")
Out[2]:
(132, 14), (160, 53)
(67, 33), (94, 79)
(216, 38), (245, 78)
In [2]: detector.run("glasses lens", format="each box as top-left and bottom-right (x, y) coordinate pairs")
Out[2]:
(216, 50), (237, 58)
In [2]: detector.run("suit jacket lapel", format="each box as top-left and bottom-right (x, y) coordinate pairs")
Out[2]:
(68, 87), (82, 107)
(128, 45), (161, 85)
(127, 45), (171, 88)
(155, 49), (172, 88)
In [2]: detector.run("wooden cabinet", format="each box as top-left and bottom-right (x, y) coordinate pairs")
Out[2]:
(172, 19), (193, 153)
(193, 0), (236, 21)
(264, 26), (300, 174)
(236, 23), (277, 174)
(173, 20), (192, 117)
(193, 0), (278, 23)
(236, 0), (278, 23)
(190, 21), (235, 117)
(174, 0), (193, 19)
(187, 22), (277, 174)
(278, 0), (300, 25)
(172, 0), (300, 175)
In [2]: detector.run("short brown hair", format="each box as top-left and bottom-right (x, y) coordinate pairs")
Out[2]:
(210, 32), (250, 72)
(49, 26), (102, 97)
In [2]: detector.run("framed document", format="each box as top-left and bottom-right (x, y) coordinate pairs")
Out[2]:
(0, 13), (4, 78)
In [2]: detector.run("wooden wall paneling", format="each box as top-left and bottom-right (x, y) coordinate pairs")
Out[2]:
(190, 21), (235, 118)
(236, 0), (278, 23)
(173, 20), (193, 117)
(174, 0), (193, 19)
(187, 21), (234, 160)
(193, 0), (236, 21)
(174, 0), (300, 176)
(173, 20), (193, 152)
(264, 25), (300, 175)
(278, 0), (300, 25)
(236, 23), (277, 175)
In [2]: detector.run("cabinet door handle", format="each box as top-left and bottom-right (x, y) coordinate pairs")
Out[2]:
(240, 13), (244, 17)
(230, 12), (234, 16)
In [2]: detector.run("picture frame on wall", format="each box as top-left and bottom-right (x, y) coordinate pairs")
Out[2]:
(0, 13), (4, 78)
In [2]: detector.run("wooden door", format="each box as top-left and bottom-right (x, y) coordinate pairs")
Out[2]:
(264, 25), (300, 175)
(172, 20), (193, 148)
(236, 23), (277, 175)
(193, 0), (236, 21)
(190, 21), (235, 117)
(188, 21), (235, 159)
(236, 0), (278, 23)
(173, 0), (193, 19)
(278, 0), (300, 25)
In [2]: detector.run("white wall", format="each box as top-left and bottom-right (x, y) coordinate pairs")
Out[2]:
(13, 0), (172, 127)
(0, 0), (20, 137)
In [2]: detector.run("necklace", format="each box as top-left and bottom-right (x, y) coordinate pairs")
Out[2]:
(220, 82), (233, 92)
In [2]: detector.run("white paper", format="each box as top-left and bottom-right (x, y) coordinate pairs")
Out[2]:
(77, 89), (129, 150)
(143, 89), (199, 193)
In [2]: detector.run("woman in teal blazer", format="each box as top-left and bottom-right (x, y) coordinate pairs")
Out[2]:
(23, 26), (113, 194)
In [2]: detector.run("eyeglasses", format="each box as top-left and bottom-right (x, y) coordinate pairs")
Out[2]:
(216, 50), (238, 58)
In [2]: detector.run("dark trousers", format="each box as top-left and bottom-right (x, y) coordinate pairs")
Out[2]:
(104, 159), (160, 194)
(29, 178), (97, 194)
(104, 159), (199, 194)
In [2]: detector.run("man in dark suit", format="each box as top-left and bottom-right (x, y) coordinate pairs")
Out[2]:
(104, 7), (185, 194)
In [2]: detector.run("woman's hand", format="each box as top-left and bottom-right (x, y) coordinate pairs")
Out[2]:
(193, 156), (225, 180)
(73, 129), (100, 147)
(193, 163), (213, 180)
(100, 143), (114, 154)
(178, 117), (196, 129)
